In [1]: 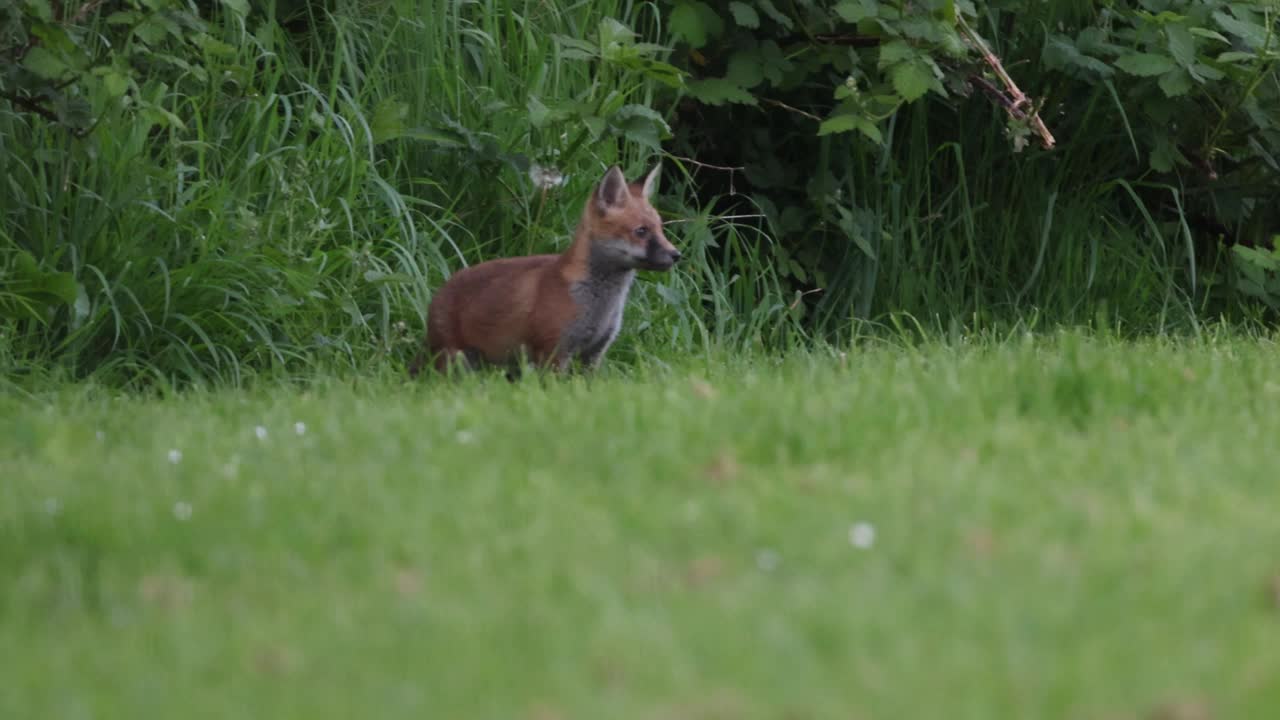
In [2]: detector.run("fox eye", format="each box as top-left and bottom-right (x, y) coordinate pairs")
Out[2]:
(634, 226), (650, 238)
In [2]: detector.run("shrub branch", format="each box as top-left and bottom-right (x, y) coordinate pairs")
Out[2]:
(957, 16), (1056, 150)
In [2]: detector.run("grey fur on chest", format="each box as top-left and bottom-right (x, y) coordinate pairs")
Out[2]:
(562, 265), (635, 365)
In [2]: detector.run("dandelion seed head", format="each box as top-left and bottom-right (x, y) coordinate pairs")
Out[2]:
(167, 449), (183, 464)
(294, 421), (307, 436)
(528, 163), (566, 191)
(254, 425), (268, 440)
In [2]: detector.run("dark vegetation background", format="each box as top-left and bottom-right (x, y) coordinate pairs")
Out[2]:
(2, 0), (1278, 387)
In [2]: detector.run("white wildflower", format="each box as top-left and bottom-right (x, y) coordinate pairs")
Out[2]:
(167, 449), (183, 464)
(173, 501), (193, 521)
(849, 522), (876, 549)
(294, 421), (307, 436)
(254, 425), (268, 440)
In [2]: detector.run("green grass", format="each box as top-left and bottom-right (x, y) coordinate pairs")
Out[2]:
(3, 0), (783, 387)
(5, 332), (1280, 719)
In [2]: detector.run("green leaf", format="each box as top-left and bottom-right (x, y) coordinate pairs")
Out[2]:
(1158, 68), (1193, 97)
(1193, 62), (1225, 80)
(23, 0), (54, 22)
(194, 33), (237, 57)
(818, 112), (883, 143)
(22, 46), (69, 80)
(878, 40), (915, 69)
(834, 206), (878, 260)
(28, 20), (77, 53)
(614, 121), (662, 151)
(899, 17), (942, 42)
(670, 3), (707, 48)
(526, 95), (550, 128)
(1076, 27), (1125, 57)
(552, 34), (598, 57)
(1165, 24), (1196, 68)
(1188, 27), (1230, 43)
(106, 10), (140, 25)
(696, 2), (725, 40)
(890, 60), (933, 101)
(1149, 133), (1188, 172)
(756, 40), (792, 85)
(4, 251), (78, 322)
(612, 103), (670, 132)
(583, 115), (606, 139)
(1217, 51), (1259, 64)
(817, 113), (859, 136)
(755, 0), (794, 31)
(853, 117), (883, 144)
(102, 69), (130, 98)
(1235, 245), (1280, 272)
(134, 18), (168, 45)
(371, 98), (409, 143)
(834, 0), (878, 23)
(1043, 35), (1115, 77)
(655, 283), (685, 305)
(728, 1), (759, 28)
(597, 17), (637, 47)
(726, 50), (765, 89)
(1114, 52), (1177, 77)
(685, 78), (757, 105)
(1213, 10), (1268, 49)
(219, 0), (249, 16)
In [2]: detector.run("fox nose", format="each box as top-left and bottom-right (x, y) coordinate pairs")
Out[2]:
(670, 250), (682, 263)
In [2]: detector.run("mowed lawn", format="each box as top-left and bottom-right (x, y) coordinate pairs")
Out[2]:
(3, 333), (1280, 720)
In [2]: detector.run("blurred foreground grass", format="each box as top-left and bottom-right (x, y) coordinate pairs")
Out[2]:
(3, 332), (1280, 719)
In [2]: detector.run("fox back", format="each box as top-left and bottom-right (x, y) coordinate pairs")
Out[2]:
(409, 163), (680, 377)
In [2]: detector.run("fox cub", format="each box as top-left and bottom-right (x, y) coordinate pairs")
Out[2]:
(409, 163), (680, 377)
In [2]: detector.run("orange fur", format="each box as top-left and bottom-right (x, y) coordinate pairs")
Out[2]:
(409, 164), (680, 378)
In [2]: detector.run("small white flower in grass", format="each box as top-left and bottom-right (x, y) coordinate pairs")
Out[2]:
(44, 497), (61, 516)
(167, 449), (183, 464)
(455, 430), (475, 444)
(756, 548), (780, 572)
(528, 163), (567, 191)
(95, 430), (105, 442)
(254, 425), (268, 441)
(173, 501), (193, 521)
(849, 522), (876, 549)
(294, 421), (307, 436)
(222, 453), (241, 480)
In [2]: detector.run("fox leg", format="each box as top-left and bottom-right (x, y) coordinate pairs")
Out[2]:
(578, 314), (622, 370)
(429, 348), (474, 377)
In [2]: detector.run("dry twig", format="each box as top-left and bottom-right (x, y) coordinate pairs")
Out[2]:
(956, 15), (1056, 150)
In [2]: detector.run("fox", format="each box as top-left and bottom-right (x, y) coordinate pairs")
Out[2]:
(408, 162), (681, 378)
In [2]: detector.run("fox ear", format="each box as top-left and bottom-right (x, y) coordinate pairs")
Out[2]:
(640, 162), (661, 199)
(595, 165), (629, 211)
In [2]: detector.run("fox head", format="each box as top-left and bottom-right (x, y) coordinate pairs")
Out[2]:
(586, 163), (681, 272)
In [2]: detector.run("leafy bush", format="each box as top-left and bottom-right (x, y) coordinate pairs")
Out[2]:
(659, 0), (1280, 331)
(2, 0), (764, 386)
(3, 0), (1278, 388)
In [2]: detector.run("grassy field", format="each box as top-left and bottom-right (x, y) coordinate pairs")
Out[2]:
(4, 332), (1280, 720)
